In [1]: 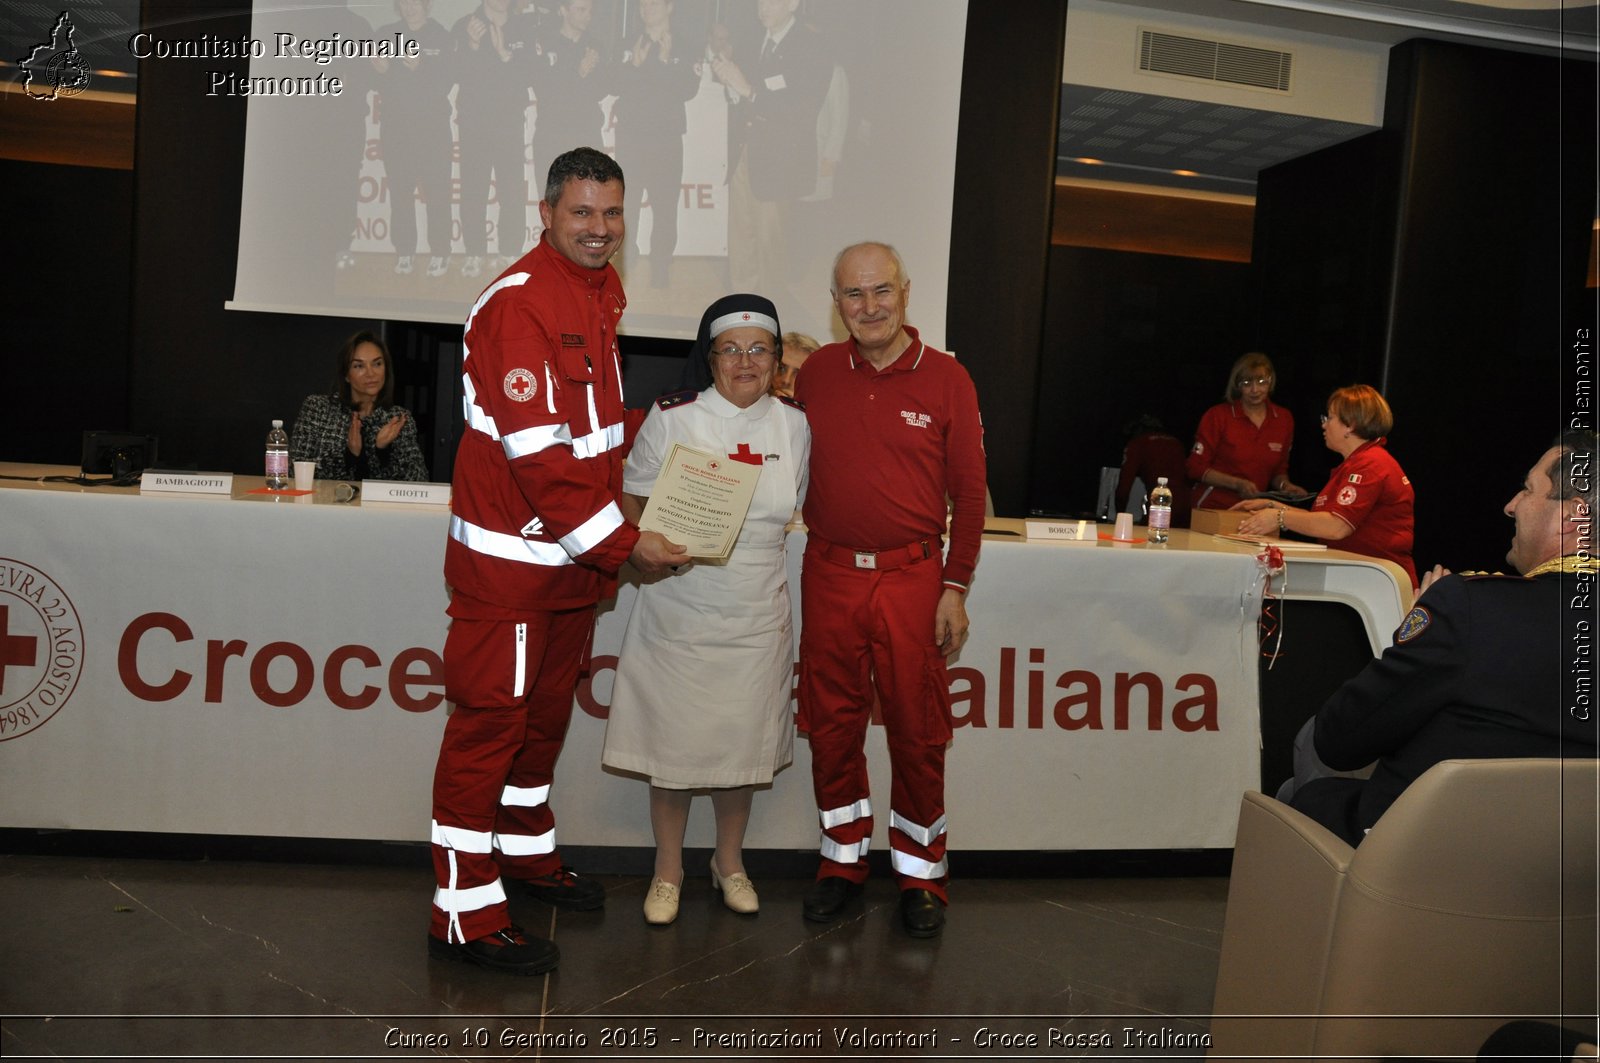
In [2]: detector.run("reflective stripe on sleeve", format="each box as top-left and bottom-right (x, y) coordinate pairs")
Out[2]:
(450, 514), (574, 567)
(571, 421), (625, 459)
(499, 420), (622, 460)
(502, 422), (573, 459)
(462, 374), (501, 440)
(890, 810), (948, 848)
(463, 273), (530, 347)
(558, 501), (624, 558)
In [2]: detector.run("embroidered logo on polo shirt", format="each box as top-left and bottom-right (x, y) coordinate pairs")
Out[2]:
(1347, 473), (1364, 484)
(900, 410), (931, 429)
(1337, 484), (1358, 506)
(504, 368), (537, 402)
(1269, 442), (1284, 451)
(560, 333), (586, 347)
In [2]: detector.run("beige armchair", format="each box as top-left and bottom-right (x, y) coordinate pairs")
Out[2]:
(1208, 758), (1598, 1062)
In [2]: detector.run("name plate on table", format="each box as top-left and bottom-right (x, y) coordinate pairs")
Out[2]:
(1025, 518), (1099, 543)
(361, 480), (452, 506)
(140, 470), (234, 495)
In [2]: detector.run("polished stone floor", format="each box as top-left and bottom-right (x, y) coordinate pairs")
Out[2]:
(0, 839), (1230, 1061)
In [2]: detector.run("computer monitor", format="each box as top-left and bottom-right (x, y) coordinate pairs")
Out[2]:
(81, 431), (158, 478)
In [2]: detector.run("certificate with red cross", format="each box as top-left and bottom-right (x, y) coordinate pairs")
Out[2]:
(637, 443), (762, 559)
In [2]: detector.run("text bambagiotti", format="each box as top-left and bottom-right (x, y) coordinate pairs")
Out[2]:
(127, 31), (419, 97)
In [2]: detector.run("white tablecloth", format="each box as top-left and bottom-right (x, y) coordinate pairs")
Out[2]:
(0, 465), (1407, 850)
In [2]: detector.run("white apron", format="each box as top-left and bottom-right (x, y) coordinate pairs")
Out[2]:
(602, 388), (810, 788)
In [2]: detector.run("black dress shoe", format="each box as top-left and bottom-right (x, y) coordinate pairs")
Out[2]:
(899, 888), (946, 938)
(515, 866), (606, 910)
(427, 925), (559, 974)
(802, 876), (864, 922)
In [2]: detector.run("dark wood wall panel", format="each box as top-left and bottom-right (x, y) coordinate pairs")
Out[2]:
(1254, 39), (1596, 572)
(129, 1), (377, 474)
(946, 0), (1068, 517)
(0, 159), (134, 463)
(1028, 245), (1257, 516)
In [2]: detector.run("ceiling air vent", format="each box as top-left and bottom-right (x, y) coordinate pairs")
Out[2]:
(1139, 30), (1293, 92)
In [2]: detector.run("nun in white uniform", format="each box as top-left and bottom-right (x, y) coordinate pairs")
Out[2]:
(603, 293), (810, 925)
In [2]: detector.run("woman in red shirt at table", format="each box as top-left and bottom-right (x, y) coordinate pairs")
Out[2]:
(1186, 352), (1308, 510)
(1234, 384), (1417, 587)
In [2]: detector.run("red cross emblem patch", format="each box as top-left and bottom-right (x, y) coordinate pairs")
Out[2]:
(503, 368), (537, 402)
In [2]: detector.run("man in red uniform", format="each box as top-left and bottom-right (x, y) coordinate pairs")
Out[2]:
(793, 241), (987, 938)
(428, 148), (688, 975)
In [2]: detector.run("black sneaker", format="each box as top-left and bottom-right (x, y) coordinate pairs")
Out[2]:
(516, 866), (606, 910)
(427, 925), (559, 974)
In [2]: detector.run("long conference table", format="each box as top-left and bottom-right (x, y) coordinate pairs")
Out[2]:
(0, 463), (1409, 851)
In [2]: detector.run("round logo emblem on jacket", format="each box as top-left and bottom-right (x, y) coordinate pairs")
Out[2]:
(504, 369), (538, 402)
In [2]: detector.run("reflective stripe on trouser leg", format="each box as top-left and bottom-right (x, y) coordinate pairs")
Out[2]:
(493, 607), (592, 880)
(431, 609), (589, 940)
(429, 702), (525, 942)
(817, 797), (873, 866)
(799, 555), (879, 884)
(869, 562), (952, 897)
(493, 783), (556, 857)
(889, 809), (949, 882)
(430, 820), (507, 943)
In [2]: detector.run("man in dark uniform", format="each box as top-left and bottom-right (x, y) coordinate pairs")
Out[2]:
(452, 0), (537, 279)
(1288, 431), (1598, 845)
(710, 0), (830, 300)
(374, 0), (454, 278)
(531, 0), (607, 180)
(611, 0), (699, 288)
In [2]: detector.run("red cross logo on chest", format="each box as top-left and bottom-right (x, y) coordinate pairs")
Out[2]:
(728, 443), (763, 466)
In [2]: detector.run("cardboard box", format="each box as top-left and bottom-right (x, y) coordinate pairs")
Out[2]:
(1190, 508), (1248, 535)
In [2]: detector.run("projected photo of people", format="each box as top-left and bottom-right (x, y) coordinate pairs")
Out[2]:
(233, 1), (966, 350)
(451, 0), (538, 280)
(612, 0), (701, 289)
(372, 0), (454, 280)
(711, 0), (831, 316)
(532, 0), (610, 184)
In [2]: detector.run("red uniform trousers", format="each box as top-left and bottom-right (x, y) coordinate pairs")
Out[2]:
(798, 542), (953, 901)
(429, 606), (593, 943)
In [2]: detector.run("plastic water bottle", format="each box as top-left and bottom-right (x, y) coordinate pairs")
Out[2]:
(265, 419), (290, 489)
(1148, 477), (1173, 543)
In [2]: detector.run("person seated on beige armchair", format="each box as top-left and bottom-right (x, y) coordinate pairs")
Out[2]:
(1282, 430), (1598, 846)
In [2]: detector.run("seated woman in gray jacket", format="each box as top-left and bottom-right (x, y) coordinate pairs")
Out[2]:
(291, 331), (428, 482)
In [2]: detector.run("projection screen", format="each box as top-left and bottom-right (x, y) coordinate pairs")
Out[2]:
(228, 0), (967, 345)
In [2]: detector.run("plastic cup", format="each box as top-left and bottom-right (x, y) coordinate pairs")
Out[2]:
(1113, 512), (1135, 541)
(293, 460), (315, 491)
